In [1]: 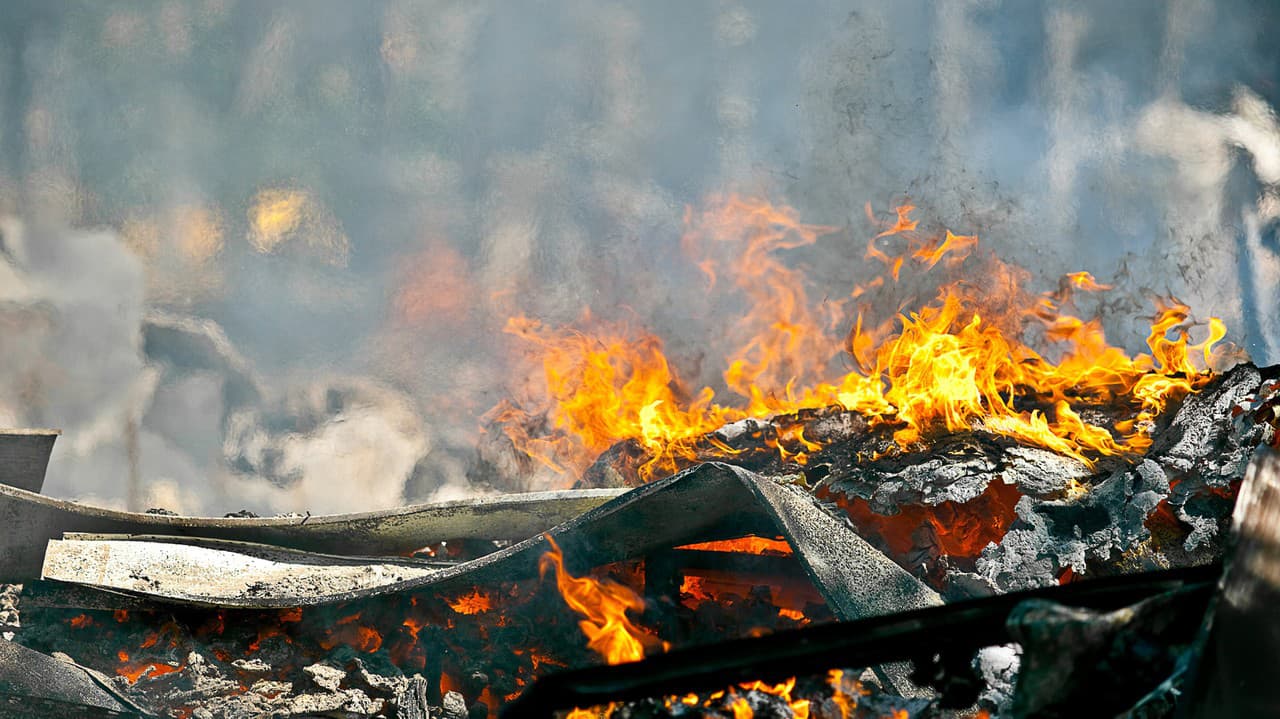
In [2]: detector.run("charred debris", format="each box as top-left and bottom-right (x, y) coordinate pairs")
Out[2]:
(0, 363), (1277, 718)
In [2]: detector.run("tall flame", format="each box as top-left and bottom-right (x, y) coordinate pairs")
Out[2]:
(498, 197), (1227, 479)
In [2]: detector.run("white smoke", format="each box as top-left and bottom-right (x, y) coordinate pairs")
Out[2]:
(0, 1), (1277, 507)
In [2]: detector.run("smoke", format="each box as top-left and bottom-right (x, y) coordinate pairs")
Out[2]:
(0, 1), (1276, 509)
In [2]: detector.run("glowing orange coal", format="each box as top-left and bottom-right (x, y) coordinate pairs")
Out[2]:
(496, 197), (1227, 478)
(116, 649), (182, 685)
(676, 536), (794, 556)
(447, 588), (494, 615)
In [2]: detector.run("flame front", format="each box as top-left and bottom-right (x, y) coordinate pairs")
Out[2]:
(496, 197), (1227, 479)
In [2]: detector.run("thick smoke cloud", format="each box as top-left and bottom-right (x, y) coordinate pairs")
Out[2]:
(0, 1), (1276, 511)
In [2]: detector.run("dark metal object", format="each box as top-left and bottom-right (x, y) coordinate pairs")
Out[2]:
(0, 479), (624, 581)
(0, 429), (57, 494)
(0, 638), (155, 717)
(1007, 585), (1208, 718)
(501, 564), (1219, 719)
(1179, 447), (1280, 719)
(39, 463), (939, 614)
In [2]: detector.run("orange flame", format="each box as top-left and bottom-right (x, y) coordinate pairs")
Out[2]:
(497, 198), (1227, 478)
(115, 650), (183, 685)
(1065, 271), (1112, 292)
(539, 536), (656, 665)
(675, 536), (793, 556)
(447, 589), (493, 615)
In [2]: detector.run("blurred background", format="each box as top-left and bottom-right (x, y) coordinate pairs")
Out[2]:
(0, 0), (1277, 514)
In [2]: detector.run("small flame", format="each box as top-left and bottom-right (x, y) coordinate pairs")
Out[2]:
(539, 536), (654, 665)
(447, 589), (493, 615)
(1064, 271), (1112, 292)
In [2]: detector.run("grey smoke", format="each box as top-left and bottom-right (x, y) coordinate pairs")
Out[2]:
(0, 1), (1276, 510)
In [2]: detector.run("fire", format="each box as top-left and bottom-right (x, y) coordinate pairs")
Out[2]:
(318, 613), (383, 654)
(546, 539), (832, 718)
(496, 197), (1227, 477)
(1064, 271), (1112, 292)
(676, 536), (794, 555)
(447, 588), (493, 615)
(827, 669), (868, 719)
(494, 316), (744, 477)
(568, 676), (822, 719)
(538, 536), (655, 665)
(115, 649), (182, 685)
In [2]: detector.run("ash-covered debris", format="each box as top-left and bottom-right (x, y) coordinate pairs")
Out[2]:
(107, 648), (474, 719)
(970, 364), (1274, 593)
(0, 584), (20, 637)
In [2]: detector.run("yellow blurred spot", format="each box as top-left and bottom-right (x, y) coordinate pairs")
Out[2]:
(248, 189), (308, 253)
(246, 188), (350, 266)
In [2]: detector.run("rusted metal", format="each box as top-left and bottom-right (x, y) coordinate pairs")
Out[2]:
(39, 463), (939, 615)
(0, 481), (624, 581)
(0, 429), (58, 494)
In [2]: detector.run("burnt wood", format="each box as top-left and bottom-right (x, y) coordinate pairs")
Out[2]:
(501, 564), (1219, 719)
(1179, 447), (1280, 719)
(0, 429), (57, 494)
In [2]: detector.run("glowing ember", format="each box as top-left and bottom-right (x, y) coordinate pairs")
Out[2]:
(496, 198), (1226, 478)
(115, 649), (182, 685)
(447, 588), (494, 615)
(676, 536), (794, 555)
(319, 613), (383, 654)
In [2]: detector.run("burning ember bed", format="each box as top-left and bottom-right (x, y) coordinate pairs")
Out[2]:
(2, 203), (1279, 719)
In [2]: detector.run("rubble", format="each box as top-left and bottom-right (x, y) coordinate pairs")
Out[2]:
(0, 363), (1275, 717)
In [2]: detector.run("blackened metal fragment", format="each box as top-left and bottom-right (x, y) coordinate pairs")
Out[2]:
(1006, 585), (1209, 718)
(1179, 448), (1280, 719)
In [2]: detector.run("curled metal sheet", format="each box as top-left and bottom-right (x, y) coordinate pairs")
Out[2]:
(0, 482), (624, 581)
(41, 463), (940, 617)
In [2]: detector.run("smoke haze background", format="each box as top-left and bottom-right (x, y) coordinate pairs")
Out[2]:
(0, 0), (1276, 513)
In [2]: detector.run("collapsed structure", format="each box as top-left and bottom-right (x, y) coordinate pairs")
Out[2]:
(2, 203), (1278, 718)
(0, 357), (1276, 718)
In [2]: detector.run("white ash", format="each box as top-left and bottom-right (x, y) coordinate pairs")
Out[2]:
(976, 643), (1021, 714)
(303, 662), (346, 692)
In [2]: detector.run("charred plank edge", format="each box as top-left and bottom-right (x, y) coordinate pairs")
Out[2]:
(0, 483), (625, 580)
(501, 564), (1220, 719)
(1178, 447), (1280, 718)
(0, 428), (58, 494)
